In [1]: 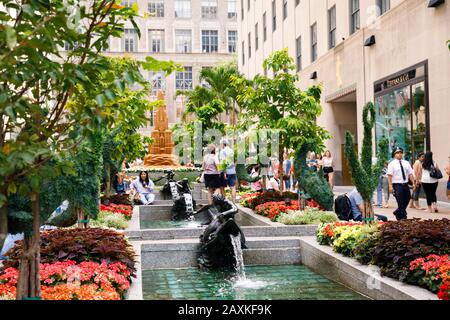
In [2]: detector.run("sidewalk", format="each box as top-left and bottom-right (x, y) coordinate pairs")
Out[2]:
(334, 186), (450, 221)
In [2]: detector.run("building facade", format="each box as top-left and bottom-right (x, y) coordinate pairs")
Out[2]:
(99, 0), (238, 135)
(239, 0), (450, 200)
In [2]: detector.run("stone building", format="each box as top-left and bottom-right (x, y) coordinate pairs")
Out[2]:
(99, 0), (239, 134)
(238, 0), (449, 200)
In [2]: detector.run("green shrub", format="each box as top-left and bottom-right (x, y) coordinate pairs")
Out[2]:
(278, 209), (337, 225)
(353, 227), (381, 265)
(91, 211), (129, 230)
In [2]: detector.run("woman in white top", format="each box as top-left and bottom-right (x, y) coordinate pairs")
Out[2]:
(202, 144), (221, 205)
(321, 150), (334, 188)
(421, 151), (440, 213)
(266, 173), (280, 191)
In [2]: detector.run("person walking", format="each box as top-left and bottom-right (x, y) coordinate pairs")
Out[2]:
(282, 151), (292, 191)
(387, 147), (416, 220)
(202, 144), (222, 205)
(410, 152), (426, 210)
(219, 138), (237, 203)
(421, 151), (441, 213)
(130, 171), (155, 205)
(307, 152), (319, 172)
(376, 161), (390, 208)
(322, 150), (334, 188)
(446, 156), (450, 200)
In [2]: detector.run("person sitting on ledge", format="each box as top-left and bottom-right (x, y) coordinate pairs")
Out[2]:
(348, 188), (388, 222)
(130, 171), (155, 205)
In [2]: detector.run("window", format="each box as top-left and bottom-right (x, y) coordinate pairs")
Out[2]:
(202, 30), (218, 53)
(272, 1), (277, 31)
(283, 0), (287, 20)
(241, 0), (244, 20)
(311, 23), (317, 62)
(263, 12), (267, 41)
(175, 29), (192, 53)
(175, 0), (191, 18)
(247, 0), (250, 10)
(228, 30), (237, 53)
(350, 0), (360, 34)
(248, 32), (251, 58)
(295, 0), (300, 6)
(123, 28), (138, 52)
(328, 6), (336, 49)
(201, 67), (212, 89)
(228, 0), (237, 19)
(242, 41), (245, 65)
(255, 23), (259, 51)
(149, 71), (165, 95)
(148, 0), (164, 17)
(122, 0), (136, 7)
(377, 0), (390, 15)
(176, 67), (193, 90)
(296, 36), (302, 72)
(202, 0), (217, 19)
(148, 29), (164, 53)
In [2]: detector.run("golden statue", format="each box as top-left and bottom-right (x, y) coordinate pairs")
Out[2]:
(144, 91), (180, 167)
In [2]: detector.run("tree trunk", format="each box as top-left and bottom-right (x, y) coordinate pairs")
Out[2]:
(0, 204), (7, 253)
(279, 142), (284, 192)
(77, 207), (88, 229)
(363, 200), (374, 224)
(105, 162), (111, 204)
(15, 192), (41, 300)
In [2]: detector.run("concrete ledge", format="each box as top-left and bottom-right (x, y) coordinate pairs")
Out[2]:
(127, 225), (317, 241)
(299, 236), (438, 300)
(125, 241), (143, 300)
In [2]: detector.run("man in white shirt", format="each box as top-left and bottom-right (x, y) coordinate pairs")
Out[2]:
(387, 147), (416, 220)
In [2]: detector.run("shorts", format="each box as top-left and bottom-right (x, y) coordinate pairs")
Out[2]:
(204, 174), (222, 189)
(323, 167), (334, 174)
(222, 173), (237, 187)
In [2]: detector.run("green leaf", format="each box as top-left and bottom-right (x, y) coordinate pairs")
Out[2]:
(7, 182), (17, 195)
(95, 94), (105, 107)
(104, 89), (116, 100)
(5, 26), (17, 49)
(114, 79), (125, 92)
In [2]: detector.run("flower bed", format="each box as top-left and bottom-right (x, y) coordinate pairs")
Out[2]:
(2, 228), (136, 275)
(0, 228), (136, 300)
(0, 260), (131, 300)
(125, 166), (202, 173)
(316, 219), (450, 300)
(278, 208), (337, 225)
(254, 199), (323, 222)
(90, 211), (129, 230)
(240, 191), (298, 209)
(100, 203), (133, 219)
(407, 254), (450, 300)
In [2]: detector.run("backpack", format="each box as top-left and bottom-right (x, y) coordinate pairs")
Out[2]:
(334, 194), (353, 221)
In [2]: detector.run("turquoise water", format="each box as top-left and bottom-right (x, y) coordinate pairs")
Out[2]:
(142, 265), (368, 300)
(140, 213), (256, 229)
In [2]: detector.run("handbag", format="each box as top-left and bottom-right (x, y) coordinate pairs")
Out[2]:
(430, 165), (443, 179)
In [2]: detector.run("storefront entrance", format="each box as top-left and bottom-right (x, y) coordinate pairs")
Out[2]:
(374, 61), (430, 163)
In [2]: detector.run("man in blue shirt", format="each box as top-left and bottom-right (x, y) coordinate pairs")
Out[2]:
(348, 188), (388, 222)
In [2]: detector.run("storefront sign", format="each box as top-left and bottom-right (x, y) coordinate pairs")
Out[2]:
(376, 70), (417, 93)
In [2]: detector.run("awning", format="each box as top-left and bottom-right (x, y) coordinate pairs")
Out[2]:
(325, 83), (357, 103)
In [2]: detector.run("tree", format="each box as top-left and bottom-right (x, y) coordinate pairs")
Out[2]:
(0, 0), (143, 299)
(233, 49), (332, 206)
(344, 102), (389, 223)
(68, 56), (177, 202)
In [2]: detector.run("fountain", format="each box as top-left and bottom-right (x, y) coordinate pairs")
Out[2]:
(197, 195), (247, 271)
(144, 91), (180, 167)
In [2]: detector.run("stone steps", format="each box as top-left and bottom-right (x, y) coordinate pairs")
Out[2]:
(140, 236), (302, 269)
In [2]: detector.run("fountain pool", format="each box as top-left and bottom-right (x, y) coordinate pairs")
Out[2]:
(142, 265), (369, 300)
